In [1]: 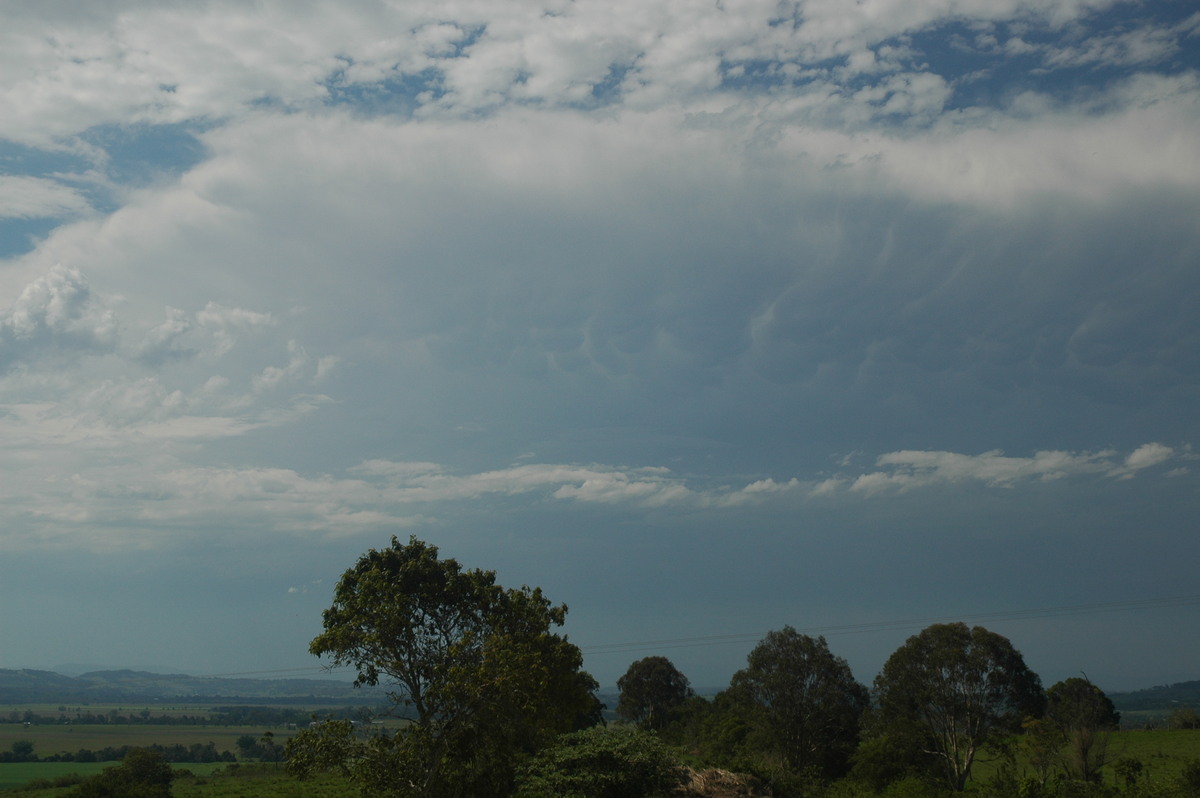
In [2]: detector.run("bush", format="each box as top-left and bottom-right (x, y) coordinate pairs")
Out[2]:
(1180, 758), (1200, 798)
(514, 725), (686, 798)
(66, 748), (175, 798)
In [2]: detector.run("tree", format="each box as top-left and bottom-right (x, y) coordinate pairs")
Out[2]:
(286, 535), (600, 797)
(1169, 707), (1200, 730)
(617, 656), (693, 730)
(68, 748), (174, 798)
(727, 627), (869, 779)
(874, 622), (1044, 792)
(10, 740), (34, 762)
(1044, 677), (1120, 783)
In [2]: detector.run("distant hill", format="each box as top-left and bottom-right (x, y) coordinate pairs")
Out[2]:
(0, 668), (386, 705)
(1109, 680), (1200, 711)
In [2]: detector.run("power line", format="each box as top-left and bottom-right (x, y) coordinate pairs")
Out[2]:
(207, 594), (1200, 675)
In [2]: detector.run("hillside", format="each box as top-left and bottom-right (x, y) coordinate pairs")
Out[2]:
(0, 668), (385, 705)
(1110, 679), (1200, 711)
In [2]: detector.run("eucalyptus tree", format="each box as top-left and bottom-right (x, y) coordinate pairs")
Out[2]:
(1045, 676), (1120, 783)
(617, 656), (693, 730)
(874, 622), (1044, 791)
(728, 626), (869, 779)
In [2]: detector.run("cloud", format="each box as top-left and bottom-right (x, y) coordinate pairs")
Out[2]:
(0, 176), (91, 220)
(0, 442), (1182, 552)
(1040, 13), (1199, 69)
(0, 0), (1182, 150)
(843, 444), (1179, 495)
(0, 265), (115, 371)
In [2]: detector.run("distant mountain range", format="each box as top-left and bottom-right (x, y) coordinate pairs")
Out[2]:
(1, 667), (1195, 711)
(0, 668), (386, 705)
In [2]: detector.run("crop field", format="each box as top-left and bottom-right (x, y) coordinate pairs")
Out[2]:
(0, 722), (302, 759)
(2, 703), (221, 720)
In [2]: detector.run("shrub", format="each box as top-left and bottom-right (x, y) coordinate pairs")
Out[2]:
(514, 725), (686, 798)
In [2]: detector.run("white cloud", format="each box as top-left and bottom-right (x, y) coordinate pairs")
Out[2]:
(841, 444), (1178, 495)
(0, 176), (91, 220)
(1121, 442), (1174, 472)
(1041, 14), (1197, 69)
(0, 0), (1172, 148)
(2, 440), (1185, 552)
(0, 265), (116, 370)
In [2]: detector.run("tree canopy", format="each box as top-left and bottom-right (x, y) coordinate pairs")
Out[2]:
(287, 535), (600, 797)
(874, 622), (1044, 791)
(1045, 676), (1120, 783)
(617, 656), (693, 730)
(727, 627), (869, 779)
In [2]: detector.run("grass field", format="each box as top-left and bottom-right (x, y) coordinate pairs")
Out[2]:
(1, 763), (355, 797)
(0, 761), (230, 791)
(966, 729), (1200, 790)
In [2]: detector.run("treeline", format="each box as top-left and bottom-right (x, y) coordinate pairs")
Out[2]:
(1113, 680), (1200, 711)
(7, 704), (375, 727)
(2, 740), (236, 764)
(603, 625), (1200, 797)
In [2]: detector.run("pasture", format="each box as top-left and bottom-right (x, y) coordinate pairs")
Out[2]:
(962, 729), (1200, 791)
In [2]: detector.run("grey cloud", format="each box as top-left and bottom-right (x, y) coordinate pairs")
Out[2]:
(135, 306), (196, 366)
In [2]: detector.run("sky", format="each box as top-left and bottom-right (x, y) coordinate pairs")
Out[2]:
(1, 0), (1198, 694)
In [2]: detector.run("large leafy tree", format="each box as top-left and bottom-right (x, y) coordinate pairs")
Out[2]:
(727, 627), (869, 779)
(286, 536), (600, 797)
(1045, 677), (1120, 783)
(874, 622), (1044, 792)
(617, 656), (693, 730)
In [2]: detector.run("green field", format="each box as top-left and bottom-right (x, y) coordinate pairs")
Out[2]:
(966, 729), (1200, 791)
(2, 763), (356, 798)
(0, 761), (230, 791)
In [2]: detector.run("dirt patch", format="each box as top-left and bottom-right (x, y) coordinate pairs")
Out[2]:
(675, 766), (772, 797)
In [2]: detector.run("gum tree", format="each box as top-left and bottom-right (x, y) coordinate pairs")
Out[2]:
(728, 627), (869, 779)
(874, 622), (1044, 791)
(617, 656), (693, 730)
(1045, 676), (1120, 783)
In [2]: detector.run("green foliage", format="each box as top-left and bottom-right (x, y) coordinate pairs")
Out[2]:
(1180, 758), (1200, 797)
(616, 656), (693, 731)
(66, 748), (175, 798)
(1114, 757), (1145, 791)
(1046, 678), (1120, 783)
(513, 725), (685, 798)
(874, 622), (1045, 792)
(727, 627), (869, 780)
(848, 711), (943, 792)
(288, 535), (601, 797)
(9, 740), (35, 762)
(1169, 710), (1200, 731)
